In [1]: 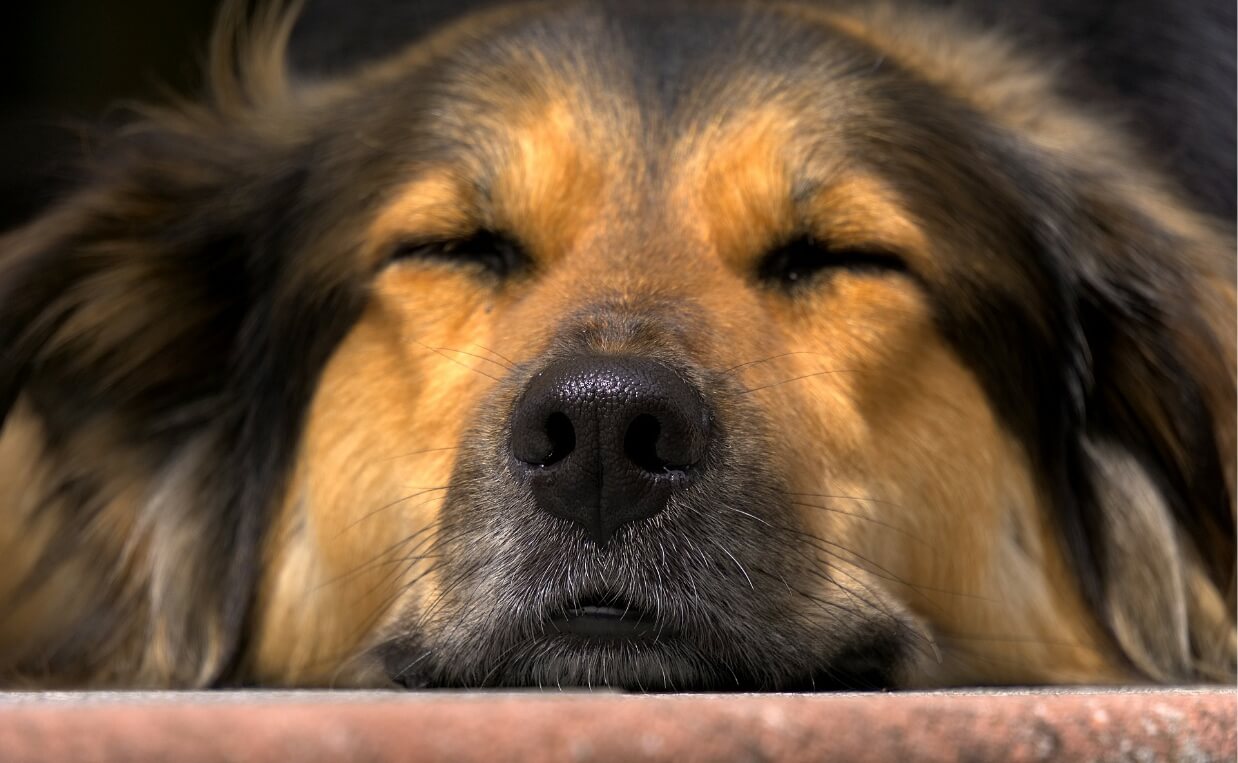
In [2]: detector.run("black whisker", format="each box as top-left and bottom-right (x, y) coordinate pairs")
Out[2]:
(469, 342), (518, 368)
(335, 487), (449, 535)
(739, 369), (858, 394)
(414, 340), (501, 381)
(375, 445), (462, 463)
(430, 345), (514, 372)
(787, 500), (928, 545)
(719, 350), (838, 376)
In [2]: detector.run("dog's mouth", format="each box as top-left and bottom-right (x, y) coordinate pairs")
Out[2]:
(382, 581), (908, 690)
(545, 598), (663, 641)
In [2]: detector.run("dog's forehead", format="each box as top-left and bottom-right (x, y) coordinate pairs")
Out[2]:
(341, 1), (924, 263)
(366, 3), (879, 164)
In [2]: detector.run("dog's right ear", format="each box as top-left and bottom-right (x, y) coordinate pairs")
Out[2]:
(1020, 153), (1237, 683)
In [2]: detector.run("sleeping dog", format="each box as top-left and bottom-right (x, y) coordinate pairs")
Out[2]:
(0, 0), (1233, 689)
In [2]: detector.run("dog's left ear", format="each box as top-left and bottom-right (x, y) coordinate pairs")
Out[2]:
(1043, 172), (1236, 682)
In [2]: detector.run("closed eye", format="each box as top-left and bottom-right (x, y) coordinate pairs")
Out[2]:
(757, 235), (906, 289)
(388, 229), (529, 279)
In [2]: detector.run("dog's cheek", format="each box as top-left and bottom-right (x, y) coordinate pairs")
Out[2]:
(866, 348), (1131, 684)
(761, 278), (1128, 684)
(247, 275), (501, 685)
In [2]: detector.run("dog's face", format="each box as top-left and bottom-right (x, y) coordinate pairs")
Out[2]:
(0, 1), (1234, 690)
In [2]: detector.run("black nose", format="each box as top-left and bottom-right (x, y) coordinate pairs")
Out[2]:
(510, 356), (710, 546)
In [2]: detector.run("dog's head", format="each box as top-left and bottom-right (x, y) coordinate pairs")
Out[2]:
(0, 1), (1233, 689)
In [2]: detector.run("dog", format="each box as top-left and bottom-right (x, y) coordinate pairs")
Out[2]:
(0, 0), (1233, 690)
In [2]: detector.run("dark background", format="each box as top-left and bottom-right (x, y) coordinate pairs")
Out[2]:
(0, 0), (506, 230)
(2, 1), (221, 230)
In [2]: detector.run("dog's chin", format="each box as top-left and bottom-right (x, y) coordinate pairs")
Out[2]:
(379, 599), (906, 692)
(418, 635), (722, 691)
(386, 637), (902, 692)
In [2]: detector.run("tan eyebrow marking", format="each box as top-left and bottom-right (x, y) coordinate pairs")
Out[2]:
(489, 98), (611, 265)
(675, 106), (928, 273)
(365, 172), (479, 267)
(801, 174), (929, 262)
(677, 107), (799, 268)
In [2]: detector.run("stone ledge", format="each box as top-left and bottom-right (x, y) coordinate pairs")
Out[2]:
(0, 688), (1232, 762)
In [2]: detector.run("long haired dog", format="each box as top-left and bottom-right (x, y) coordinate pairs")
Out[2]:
(0, 0), (1234, 690)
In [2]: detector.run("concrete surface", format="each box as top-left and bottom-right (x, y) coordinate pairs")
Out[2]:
(0, 688), (1232, 762)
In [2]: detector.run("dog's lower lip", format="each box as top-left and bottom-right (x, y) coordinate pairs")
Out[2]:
(549, 605), (660, 640)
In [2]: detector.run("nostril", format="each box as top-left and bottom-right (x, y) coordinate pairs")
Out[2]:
(541, 411), (576, 466)
(624, 413), (691, 474)
(624, 414), (663, 473)
(512, 407), (577, 467)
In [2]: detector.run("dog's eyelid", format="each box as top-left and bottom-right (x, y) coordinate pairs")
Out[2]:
(387, 229), (529, 277)
(757, 235), (907, 288)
